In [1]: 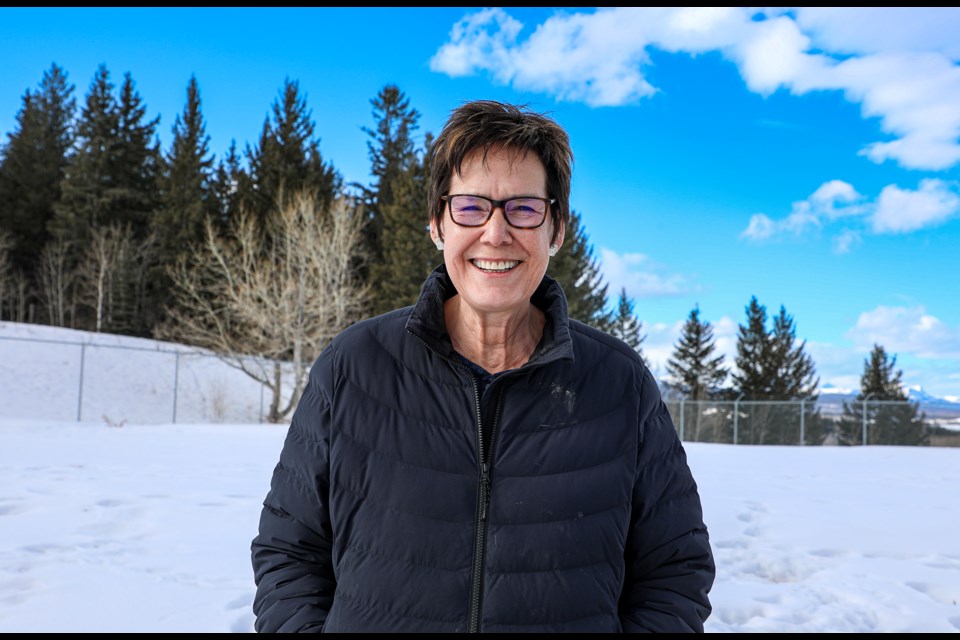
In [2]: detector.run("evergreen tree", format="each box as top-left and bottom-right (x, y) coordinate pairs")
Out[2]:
(151, 75), (216, 327)
(732, 296), (771, 399)
(0, 63), (76, 303)
(244, 78), (340, 228)
(51, 64), (120, 244)
(547, 209), (611, 330)
(113, 71), (162, 240)
(369, 134), (437, 316)
(732, 296), (822, 444)
(154, 77), (215, 266)
(768, 305), (819, 400)
(837, 344), (929, 446)
(609, 287), (645, 358)
(50, 65), (160, 333)
(361, 85), (432, 315)
(666, 304), (729, 443)
(48, 64), (119, 326)
(211, 139), (246, 231)
(666, 305), (728, 401)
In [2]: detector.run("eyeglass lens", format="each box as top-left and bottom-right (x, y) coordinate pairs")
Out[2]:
(449, 195), (546, 227)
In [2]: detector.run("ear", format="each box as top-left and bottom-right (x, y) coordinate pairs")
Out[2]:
(430, 218), (444, 243)
(552, 218), (565, 250)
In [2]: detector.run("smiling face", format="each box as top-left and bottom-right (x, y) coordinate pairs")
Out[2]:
(431, 145), (564, 318)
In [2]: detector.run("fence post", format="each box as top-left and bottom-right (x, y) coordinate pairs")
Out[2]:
(172, 351), (180, 424)
(259, 382), (264, 424)
(862, 393), (875, 446)
(76, 343), (86, 422)
(679, 398), (685, 441)
(733, 394), (744, 445)
(800, 399), (805, 445)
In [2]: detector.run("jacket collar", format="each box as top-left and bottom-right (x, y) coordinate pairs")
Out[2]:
(405, 264), (575, 368)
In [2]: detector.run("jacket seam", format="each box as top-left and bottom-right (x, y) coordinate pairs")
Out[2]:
(490, 500), (626, 526)
(335, 476), (474, 526)
(496, 448), (632, 479)
(334, 587), (464, 626)
(358, 322), (465, 390)
(487, 558), (616, 577)
(343, 540), (472, 575)
(338, 375), (470, 435)
(336, 421), (474, 479)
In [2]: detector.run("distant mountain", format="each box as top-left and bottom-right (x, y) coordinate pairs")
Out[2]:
(816, 383), (960, 420)
(655, 379), (960, 420)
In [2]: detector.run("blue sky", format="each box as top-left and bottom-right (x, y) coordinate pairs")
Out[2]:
(3, 7), (960, 397)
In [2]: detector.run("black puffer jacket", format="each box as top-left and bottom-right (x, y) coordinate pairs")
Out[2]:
(251, 265), (714, 633)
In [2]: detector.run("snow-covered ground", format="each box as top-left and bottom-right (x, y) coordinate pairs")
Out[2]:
(1, 322), (959, 632)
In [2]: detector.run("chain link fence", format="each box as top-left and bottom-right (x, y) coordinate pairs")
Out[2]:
(0, 334), (294, 425)
(664, 399), (960, 447)
(3, 334), (960, 444)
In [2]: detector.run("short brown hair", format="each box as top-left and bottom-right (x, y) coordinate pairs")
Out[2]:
(429, 100), (572, 243)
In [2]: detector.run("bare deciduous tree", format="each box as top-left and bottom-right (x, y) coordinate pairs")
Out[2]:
(159, 191), (368, 423)
(39, 234), (74, 327)
(77, 224), (119, 332)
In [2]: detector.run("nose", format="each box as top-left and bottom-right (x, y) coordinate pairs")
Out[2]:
(480, 205), (512, 245)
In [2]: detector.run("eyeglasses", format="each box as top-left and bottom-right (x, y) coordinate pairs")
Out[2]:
(440, 194), (555, 229)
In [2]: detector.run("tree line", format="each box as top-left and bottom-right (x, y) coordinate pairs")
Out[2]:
(0, 63), (928, 441)
(0, 63), (643, 419)
(664, 299), (928, 446)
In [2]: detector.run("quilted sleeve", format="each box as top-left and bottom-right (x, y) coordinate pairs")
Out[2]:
(250, 346), (338, 632)
(618, 369), (716, 632)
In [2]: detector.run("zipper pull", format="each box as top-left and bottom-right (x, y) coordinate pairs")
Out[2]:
(480, 463), (490, 522)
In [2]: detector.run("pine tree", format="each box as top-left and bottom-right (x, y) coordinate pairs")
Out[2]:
(51, 64), (121, 243)
(151, 75), (216, 327)
(609, 287), (645, 358)
(113, 71), (161, 240)
(666, 305), (729, 442)
(732, 296), (821, 444)
(0, 63), (76, 309)
(211, 140), (246, 231)
(50, 65), (160, 333)
(244, 78), (340, 228)
(837, 344), (929, 446)
(768, 305), (819, 400)
(360, 84), (429, 315)
(154, 77), (215, 260)
(732, 296), (771, 399)
(547, 209), (611, 330)
(667, 305), (728, 401)
(369, 133), (437, 315)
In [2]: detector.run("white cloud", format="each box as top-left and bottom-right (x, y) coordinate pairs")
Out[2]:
(793, 7), (960, 60)
(429, 8), (524, 80)
(743, 177), (960, 245)
(832, 229), (861, 255)
(740, 179), (866, 242)
(741, 213), (776, 241)
(845, 305), (960, 359)
(810, 180), (862, 213)
(871, 178), (960, 233)
(431, 7), (960, 170)
(598, 247), (697, 299)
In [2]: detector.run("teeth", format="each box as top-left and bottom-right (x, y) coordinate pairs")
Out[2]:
(473, 259), (519, 272)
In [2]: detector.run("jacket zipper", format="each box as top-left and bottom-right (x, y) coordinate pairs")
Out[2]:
(409, 333), (532, 633)
(467, 369), (531, 633)
(467, 374), (487, 633)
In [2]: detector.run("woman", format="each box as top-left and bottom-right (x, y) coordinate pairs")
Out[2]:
(251, 100), (715, 632)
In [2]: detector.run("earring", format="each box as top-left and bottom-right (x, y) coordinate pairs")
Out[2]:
(548, 245), (558, 257)
(435, 239), (444, 251)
